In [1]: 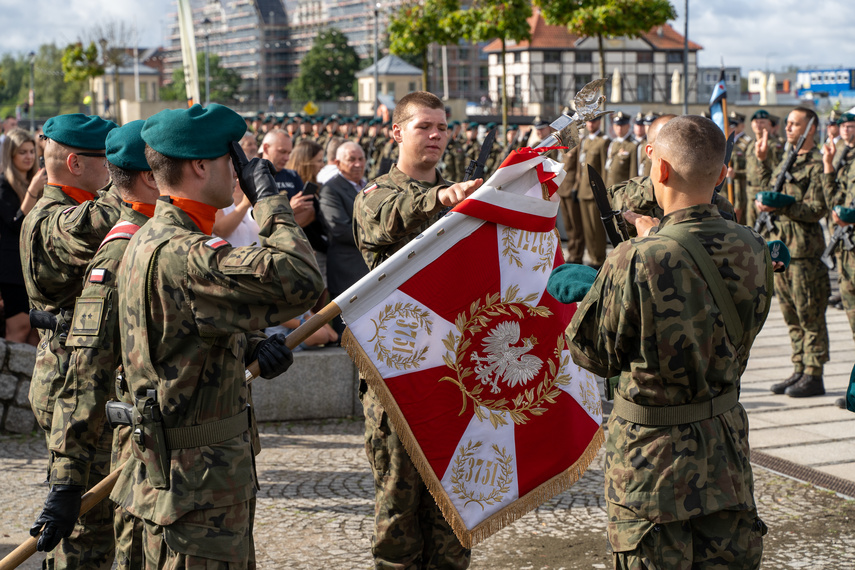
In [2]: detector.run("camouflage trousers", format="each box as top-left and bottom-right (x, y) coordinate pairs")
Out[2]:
(42, 427), (115, 570)
(361, 384), (471, 570)
(126, 499), (256, 569)
(839, 249), (855, 341)
(732, 178), (747, 226)
(775, 257), (830, 375)
(113, 506), (144, 570)
(558, 195), (585, 264)
(610, 506), (766, 570)
(744, 184), (760, 230)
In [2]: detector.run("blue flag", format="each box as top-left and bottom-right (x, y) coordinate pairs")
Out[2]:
(709, 69), (727, 134)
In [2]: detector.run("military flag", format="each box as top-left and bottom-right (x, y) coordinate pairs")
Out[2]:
(339, 147), (604, 547)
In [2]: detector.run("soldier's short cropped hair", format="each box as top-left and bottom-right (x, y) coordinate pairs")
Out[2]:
(654, 115), (725, 188)
(393, 91), (444, 127)
(791, 106), (819, 132)
(107, 162), (141, 192)
(144, 144), (186, 188)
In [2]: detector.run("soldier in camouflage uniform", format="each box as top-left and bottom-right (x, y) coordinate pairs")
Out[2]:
(755, 107), (829, 398)
(568, 116), (771, 569)
(821, 114), (855, 408)
(42, 121), (159, 570)
(23, 114), (120, 567)
(441, 120), (464, 182)
(609, 114), (735, 239)
(353, 91), (482, 569)
(728, 112), (751, 224)
(745, 110), (780, 229)
(111, 104), (323, 567)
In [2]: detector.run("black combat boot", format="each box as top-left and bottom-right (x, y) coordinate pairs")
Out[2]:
(785, 374), (825, 398)
(836, 397), (846, 409)
(770, 372), (802, 395)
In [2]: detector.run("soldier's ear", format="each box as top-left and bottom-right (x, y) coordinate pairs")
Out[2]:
(715, 164), (727, 188)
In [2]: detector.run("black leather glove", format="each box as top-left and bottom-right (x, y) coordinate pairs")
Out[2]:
(29, 484), (83, 552)
(229, 142), (278, 204)
(252, 333), (294, 379)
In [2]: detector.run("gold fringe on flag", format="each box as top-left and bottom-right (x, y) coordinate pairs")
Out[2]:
(341, 328), (606, 548)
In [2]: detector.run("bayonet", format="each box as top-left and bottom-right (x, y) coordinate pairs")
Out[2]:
(464, 128), (496, 182)
(588, 164), (627, 246)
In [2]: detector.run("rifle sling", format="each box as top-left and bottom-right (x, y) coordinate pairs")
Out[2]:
(611, 223), (745, 426)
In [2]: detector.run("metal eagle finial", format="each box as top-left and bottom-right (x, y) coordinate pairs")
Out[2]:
(535, 77), (613, 152)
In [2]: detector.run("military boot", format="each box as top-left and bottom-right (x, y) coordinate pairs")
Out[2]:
(785, 374), (825, 398)
(770, 372), (802, 394)
(835, 397), (846, 409)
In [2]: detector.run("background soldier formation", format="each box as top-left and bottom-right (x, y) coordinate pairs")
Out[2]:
(11, 90), (855, 569)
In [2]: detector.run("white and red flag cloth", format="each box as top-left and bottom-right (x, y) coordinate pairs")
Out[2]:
(340, 147), (604, 547)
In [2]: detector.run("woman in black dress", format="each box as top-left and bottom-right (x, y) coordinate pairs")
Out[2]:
(0, 128), (46, 344)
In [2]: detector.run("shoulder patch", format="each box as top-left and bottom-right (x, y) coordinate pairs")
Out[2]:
(363, 184), (377, 194)
(205, 237), (230, 249)
(99, 221), (141, 250)
(89, 268), (109, 283)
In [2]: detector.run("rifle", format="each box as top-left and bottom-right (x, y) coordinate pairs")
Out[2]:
(588, 164), (629, 246)
(754, 116), (816, 233)
(821, 200), (855, 269)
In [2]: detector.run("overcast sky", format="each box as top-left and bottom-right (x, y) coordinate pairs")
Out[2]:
(1, 0), (854, 75)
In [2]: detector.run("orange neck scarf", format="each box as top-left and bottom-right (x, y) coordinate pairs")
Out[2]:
(127, 201), (156, 218)
(55, 184), (97, 205)
(169, 196), (217, 235)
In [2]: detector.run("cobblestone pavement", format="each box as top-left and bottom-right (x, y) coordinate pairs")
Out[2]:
(3, 419), (853, 569)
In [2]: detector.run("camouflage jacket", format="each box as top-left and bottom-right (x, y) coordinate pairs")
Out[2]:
(112, 195), (323, 526)
(353, 165), (449, 271)
(608, 176), (735, 237)
(575, 133), (609, 200)
(20, 184), (123, 431)
(48, 205), (150, 487)
(823, 144), (855, 208)
(604, 137), (638, 188)
(568, 204), (772, 523)
(732, 132), (752, 181)
(745, 138), (780, 188)
(756, 147), (827, 258)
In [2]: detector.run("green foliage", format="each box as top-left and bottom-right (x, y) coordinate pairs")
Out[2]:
(288, 28), (362, 102)
(161, 52), (242, 103)
(535, 0), (675, 39)
(0, 54), (27, 109)
(388, 0), (461, 88)
(61, 42), (104, 83)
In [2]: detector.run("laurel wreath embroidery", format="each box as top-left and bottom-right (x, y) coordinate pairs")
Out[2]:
(439, 285), (570, 428)
(500, 227), (555, 273)
(369, 302), (433, 370)
(450, 440), (514, 509)
(578, 370), (602, 417)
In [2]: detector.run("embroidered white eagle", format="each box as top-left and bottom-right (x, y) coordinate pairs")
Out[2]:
(471, 321), (543, 394)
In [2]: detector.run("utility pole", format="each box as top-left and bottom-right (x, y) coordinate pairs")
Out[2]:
(682, 0), (689, 114)
(374, 3), (381, 113)
(28, 52), (35, 132)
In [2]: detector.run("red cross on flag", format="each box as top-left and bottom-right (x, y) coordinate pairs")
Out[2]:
(340, 148), (604, 547)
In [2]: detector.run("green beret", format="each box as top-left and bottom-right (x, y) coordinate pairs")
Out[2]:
(43, 113), (117, 150)
(449, 120), (460, 127)
(546, 263), (598, 304)
(485, 122), (497, 130)
(141, 104), (246, 160)
(834, 205), (855, 223)
(106, 120), (150, 171)
(467, 121), (479, 130)
(751, 109), (770, 121)
(507, 124), (519, 131)
(756, 191), (796, 208)
(838, 113), (855, 125)
(767, 240), (790, 273)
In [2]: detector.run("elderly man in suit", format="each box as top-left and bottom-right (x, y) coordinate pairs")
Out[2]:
(319, 141), (369, 335)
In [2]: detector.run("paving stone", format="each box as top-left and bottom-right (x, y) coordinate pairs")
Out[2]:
(0, 373), (17, 400)
(7, 343), (36, 375)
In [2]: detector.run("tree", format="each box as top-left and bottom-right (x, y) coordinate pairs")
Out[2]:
(61, 42), (104, 114)
(455, 0), (531, 133)
(388, 0), (460, 91)
(534, 0), (676, 102)
(288, 28), (361, 103)
(0, 54), (27, 116)
(160, 53), (241, 103)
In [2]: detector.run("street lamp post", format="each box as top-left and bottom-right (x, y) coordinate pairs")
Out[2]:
(373, 3), (380, 113)
(99, 38), (109, 117)
(203, 17), (212, 106)
(28, 51), (35, 132)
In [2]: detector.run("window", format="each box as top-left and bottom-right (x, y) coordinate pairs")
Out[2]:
(637, 51), (653, 63)
(513, 52), (521, 63)
(140, 82), (148, 101)
(574, 74), (592, 93)
(667, 51), (683, 63)
(459, 47), (469, 60)
(544, 51), (561, 63)
(637, 74), (653, 102)
(544, 74), (560, 104)
(409, 82), (416, 92)
(387, 82), (395, 96)
(576, 51), (592, 63)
